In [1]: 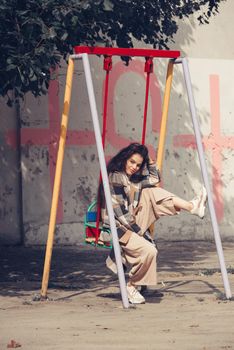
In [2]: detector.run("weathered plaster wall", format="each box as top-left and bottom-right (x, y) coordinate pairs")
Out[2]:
(0, 97), (22, 244)
(1, 0), (234, 245)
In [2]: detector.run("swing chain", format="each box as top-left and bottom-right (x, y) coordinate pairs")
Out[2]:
(144, 56), (153, 73)
(103, 55), (113, 71)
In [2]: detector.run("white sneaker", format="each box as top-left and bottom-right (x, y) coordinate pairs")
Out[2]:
(190, 186), (207, 219)
(127, 285), (146, 304)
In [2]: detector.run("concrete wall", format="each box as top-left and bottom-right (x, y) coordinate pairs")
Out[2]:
(0, 96), (22, 244)
(1, 0), (234, 245)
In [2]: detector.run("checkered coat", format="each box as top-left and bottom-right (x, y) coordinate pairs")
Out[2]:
(101, 163), (160, 239)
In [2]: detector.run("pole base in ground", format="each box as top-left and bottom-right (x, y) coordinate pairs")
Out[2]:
(32, 294), (49, 302)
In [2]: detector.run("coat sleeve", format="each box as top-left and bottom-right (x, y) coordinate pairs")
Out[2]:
(141, 162), (161, 188)
(109, 172), (142, 235)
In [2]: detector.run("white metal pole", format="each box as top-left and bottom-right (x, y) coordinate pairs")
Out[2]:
(180, 57), (232, 299)
(81, 53), (130, 308)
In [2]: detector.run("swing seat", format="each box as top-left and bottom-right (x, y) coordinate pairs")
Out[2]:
(84, 200), (112, 249)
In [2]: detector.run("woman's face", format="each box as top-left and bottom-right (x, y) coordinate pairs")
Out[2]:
(125, 153), (144, 176)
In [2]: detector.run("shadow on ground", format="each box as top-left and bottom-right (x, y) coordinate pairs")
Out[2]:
(0, 241), (233, 299)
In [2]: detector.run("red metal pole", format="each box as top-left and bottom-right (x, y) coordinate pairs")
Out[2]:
(74, 46), (180, 59)
(102, 56), (112, 147)
(141, 57), (153, 145)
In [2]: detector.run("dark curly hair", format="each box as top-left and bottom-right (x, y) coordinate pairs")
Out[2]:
(107, 142), (150, 177)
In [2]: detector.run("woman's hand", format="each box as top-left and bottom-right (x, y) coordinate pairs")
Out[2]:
(148, 156), (155, 165)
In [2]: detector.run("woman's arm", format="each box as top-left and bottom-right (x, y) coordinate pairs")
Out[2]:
(141, 159), (161, 188)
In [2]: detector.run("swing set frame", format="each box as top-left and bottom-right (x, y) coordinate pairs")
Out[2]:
(40, 46), (232, 309)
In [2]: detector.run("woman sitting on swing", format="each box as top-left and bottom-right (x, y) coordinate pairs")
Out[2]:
(100, 142), (207, 304)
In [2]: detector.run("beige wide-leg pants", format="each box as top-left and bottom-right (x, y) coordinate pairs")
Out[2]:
(120, 187), (177, 286)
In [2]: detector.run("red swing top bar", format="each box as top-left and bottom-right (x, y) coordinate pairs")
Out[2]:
(74, 46), (180, 59)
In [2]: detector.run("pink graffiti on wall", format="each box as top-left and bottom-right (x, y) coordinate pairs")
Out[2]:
(5, 60), (162, 223)
(6, 77), (96, 223)
(174, 75), (234, 222)
(5, 64), (227, 224)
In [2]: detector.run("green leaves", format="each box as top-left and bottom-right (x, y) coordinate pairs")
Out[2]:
(0, 0), (226, 105)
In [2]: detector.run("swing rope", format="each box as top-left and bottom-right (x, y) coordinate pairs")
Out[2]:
(90, 54), (153, 247)
(141, 57), (153, 145)
(95, 55), (113, 244)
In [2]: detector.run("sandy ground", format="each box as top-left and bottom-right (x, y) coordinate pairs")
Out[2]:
(0, 241), (234, 350)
